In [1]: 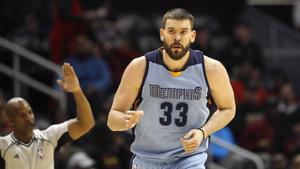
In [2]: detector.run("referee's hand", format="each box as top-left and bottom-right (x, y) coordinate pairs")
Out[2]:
(124, 110), (144, 129)
(57, 63), (81, 93)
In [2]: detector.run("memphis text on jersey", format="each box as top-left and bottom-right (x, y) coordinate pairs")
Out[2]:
(149, 84), (202, 100)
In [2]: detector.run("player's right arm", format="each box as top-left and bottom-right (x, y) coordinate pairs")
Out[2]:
(107, 57), (146, 131)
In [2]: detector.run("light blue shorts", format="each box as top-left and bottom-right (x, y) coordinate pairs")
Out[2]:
(131, 153), (207, 169)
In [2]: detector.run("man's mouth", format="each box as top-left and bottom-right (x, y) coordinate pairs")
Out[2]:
(28, 122), (35, 127)
(171, 45), (182, 49)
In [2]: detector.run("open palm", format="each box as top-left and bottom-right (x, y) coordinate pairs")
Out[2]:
(57, 63), (81, 93)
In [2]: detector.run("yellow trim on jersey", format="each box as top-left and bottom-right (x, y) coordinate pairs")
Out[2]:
(168, 71), (182, 77)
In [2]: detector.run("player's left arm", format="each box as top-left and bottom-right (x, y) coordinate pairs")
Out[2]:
(201, 56), (236, 138)
(57, 63), (95, 140)
(181, 56), (236, 153)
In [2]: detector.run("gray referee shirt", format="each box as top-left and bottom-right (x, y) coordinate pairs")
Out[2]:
(0, 120), (70, 169)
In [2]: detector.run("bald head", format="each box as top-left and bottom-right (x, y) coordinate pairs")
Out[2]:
(4, 97), (32, 118)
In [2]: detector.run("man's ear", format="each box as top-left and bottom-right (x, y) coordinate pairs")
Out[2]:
(160, 28), (164, 41)
(6, 117), (14, 127)
(190, 30), (196, 43)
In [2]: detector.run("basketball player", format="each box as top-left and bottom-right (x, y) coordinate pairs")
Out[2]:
(107, 8), (236, 169)
(0, 63), (95, 169)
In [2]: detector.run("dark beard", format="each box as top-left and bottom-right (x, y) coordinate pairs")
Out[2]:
(163, 41), (190, 60)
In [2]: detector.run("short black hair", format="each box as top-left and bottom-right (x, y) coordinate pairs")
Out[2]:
(162, 8), (194, 29)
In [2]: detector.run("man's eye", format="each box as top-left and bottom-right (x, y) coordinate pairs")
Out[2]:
(168, 30), (174, 34)
(181, 31), (187, 35)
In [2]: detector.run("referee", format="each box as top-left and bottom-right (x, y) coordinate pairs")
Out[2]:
(0, 63), (95, 169)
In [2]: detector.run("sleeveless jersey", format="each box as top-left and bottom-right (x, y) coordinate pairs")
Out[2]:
(131, 49), (210, 162)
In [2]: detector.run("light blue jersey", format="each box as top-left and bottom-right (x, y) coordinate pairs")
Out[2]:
(131, 49), (210, 163)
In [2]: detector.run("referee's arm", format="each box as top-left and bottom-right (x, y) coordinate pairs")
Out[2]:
(57, 63), (95, 140)
(68, 89), (95, 140)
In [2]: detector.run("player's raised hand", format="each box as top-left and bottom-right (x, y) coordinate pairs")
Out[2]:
(57, 63), (81, 93)
(124, 110), (144, 129)
(180, 129), (204, 153)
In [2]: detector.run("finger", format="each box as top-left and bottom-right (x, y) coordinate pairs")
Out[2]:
(183, 146), (192, 153)
(57, 79), (64, 88)
(64, 64), (71, 76)
(124, 114), (133, 119)
(130, 123), (136, 128)
(62, 64), (67, 78)
(183, 131), (194, 140)
(133, 112), (144, 120)
(180, 137), (188, 145)
(180, 137), (185, 143)
(187, 146), (197, 153)
(128, 111), (144, 122)
(136, 110), (144, 117)
(182, 143), (195, 153)
(181, 141), (189, 152)
(70, 66), (76, 77)
(182, 138), (200, 152)
(125, 119), (130, 128)
(180, 138), (189, 151)
(181, 138), (195, 150)
(126, 110), (136, 114)
(186, 143), (197, 150)
(63, 63), (73, 76)
(125, 118), (136, 129)
(124, 114), (134, 127)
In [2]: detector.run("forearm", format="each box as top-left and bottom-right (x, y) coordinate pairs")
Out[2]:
(107, 109), (128, 131)
(73, 89), (95, 130)
(201, 108), (235, 138)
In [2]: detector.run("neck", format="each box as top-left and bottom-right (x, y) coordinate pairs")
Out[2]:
(162, 50), (190, 71)
(13, 131), (34, 144)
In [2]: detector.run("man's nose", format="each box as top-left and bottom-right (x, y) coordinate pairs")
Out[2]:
(26, 114), (33, 121)
(175, 33), (181, 41)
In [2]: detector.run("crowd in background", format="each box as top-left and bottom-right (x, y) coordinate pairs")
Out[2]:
(1, 0), (300, 169)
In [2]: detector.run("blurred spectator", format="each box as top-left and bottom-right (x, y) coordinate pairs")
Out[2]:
(0, 0), (51, 36)
(293, 1), (300, 31)
(219, 154), (257, 169)
(270, 153), (288, 169)
(0, 96), (4, 169)
(0, 91), (9, 136)
(56, 143), (97, 169)
(224, 19), (264, 73)
(265, 69), (288, 102)
(107, 38), (141, 89)
(85, 124), (125, 169)
(8, 14), (50, 57)
(284, 123), (300, 158)
(278, 83), (299, 118)
(230, 64), (268, 140)
(275, 83), (300, 153)
(67, 151), (96, 169)
(292, 154), (300, 169)
(50, 0), (109, 63)
(50, 0), (86, 64)
(240, 98), (279, 153)
(209, 126), (235, 162)
(58, 34), (112, 118)
(192, 25), (219, 58)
